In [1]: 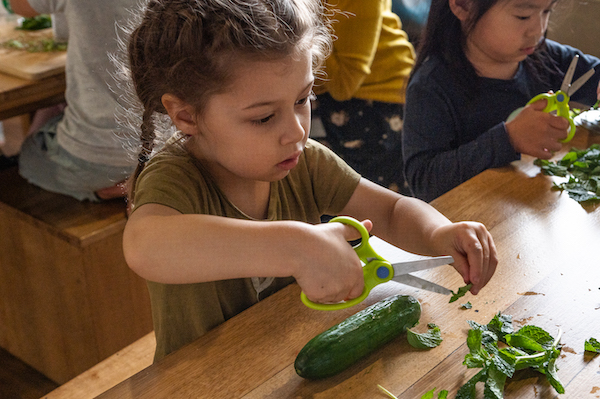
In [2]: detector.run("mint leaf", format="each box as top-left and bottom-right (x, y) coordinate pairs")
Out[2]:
(585, 337), (600, 353)
(449, 284), (472, 303)
(407, 324), (443, 349)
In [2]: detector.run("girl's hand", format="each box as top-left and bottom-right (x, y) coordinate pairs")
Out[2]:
(293, 219), (373, 304)
(505, 98), (569, 159)
(430, 221), (498, 295)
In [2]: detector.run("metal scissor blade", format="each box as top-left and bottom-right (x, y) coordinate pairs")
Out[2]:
(568, 68), (596, 97)
(393, 274), (452, 295)
(561, 55), (579, 93)
(391, 255), (454, 274)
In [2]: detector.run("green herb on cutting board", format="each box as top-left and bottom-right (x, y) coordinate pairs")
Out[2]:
(407, 323), (443, 349)
(449, 283), (472, 303)
(584, 337), (600, 353)
(1, 36), (66, 52)
(534, 144), (600, 203)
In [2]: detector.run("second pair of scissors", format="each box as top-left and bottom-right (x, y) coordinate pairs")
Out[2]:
(300, 216), (454, 311)
(528, 54), (595, 143)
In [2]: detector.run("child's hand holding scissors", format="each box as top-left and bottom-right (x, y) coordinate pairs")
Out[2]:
(293, 219), (373, 305)
(505, 98), (570, 159)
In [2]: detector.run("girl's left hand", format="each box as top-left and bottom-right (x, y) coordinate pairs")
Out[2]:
(430, 222), (498, 295)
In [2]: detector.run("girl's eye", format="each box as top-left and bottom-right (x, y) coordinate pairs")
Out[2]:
(296, 92), (316, 106)
(515, 15), (530, 20)
(252, 114), (274, 125)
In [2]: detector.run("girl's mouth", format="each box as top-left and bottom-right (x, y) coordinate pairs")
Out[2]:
(278, 152), (301, 171)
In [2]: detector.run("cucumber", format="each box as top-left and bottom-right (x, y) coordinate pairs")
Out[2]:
(294, 295), (421, 379)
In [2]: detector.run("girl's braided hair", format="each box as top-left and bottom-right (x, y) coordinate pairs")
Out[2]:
(122, 0), (332, 205)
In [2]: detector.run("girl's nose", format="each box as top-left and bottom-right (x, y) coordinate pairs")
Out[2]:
(529, 13), (549, 37)
(281, 112), (308, 145)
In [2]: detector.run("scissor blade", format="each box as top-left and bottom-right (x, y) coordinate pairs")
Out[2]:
(391, 255), (454, 274)
(393, 274), (452, 295)
(568, 68), (596, 97)
(561, 55), (579, 93)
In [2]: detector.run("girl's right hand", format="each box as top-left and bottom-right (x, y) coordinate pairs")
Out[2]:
(292, 219), (373, 304)
(505, 98), (570, 159)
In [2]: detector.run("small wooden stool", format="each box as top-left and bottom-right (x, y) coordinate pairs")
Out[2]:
(0, 166), (153, 384)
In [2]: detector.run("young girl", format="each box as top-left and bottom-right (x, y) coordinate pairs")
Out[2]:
(402, 0), (600, 202)
(122, 0), (497, 361)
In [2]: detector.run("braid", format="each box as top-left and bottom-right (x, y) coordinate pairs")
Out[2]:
(127, 107), (157, 205)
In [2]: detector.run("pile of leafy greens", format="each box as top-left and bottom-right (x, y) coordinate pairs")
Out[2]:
(455, 313), (563, 399)
(534, 144), (600, 203)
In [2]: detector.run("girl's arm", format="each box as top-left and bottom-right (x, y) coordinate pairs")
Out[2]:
(123, 203), (370, 304)
(341, 178), (498, 295)
(402, 77), (519, 202)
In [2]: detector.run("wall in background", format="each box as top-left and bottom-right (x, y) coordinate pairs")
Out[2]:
(547, 0), (600, 58)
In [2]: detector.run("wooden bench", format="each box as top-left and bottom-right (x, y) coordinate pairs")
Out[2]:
(42, 331), (156, 399)
(0, 166), (153, 384)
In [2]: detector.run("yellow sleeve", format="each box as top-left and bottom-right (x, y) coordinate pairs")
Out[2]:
(316, 0), (386, 101)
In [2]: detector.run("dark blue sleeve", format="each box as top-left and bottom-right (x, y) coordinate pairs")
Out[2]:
(402, 65), (520, 202)
(544, 40), (600, 106)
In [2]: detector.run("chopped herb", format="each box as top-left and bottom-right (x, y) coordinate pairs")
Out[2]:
(535, 144), (600, 203)
(17, 14), (52, 30)
(420, 388), (448, 399)
(449, 283), (472, 303)
(584, 337), (600, 353)
(377, 384), (398, 399)
(407, 323), (443, 349)
(460, 301), (472, 309)
(1, 36), (67, 52)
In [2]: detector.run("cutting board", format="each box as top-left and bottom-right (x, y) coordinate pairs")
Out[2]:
(0, 17), (66, 80)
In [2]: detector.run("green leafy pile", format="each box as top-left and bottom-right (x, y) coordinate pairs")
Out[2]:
(456, 313), (563, 399)
(534, 144), (600, 203)
(17, 14), (52, 31)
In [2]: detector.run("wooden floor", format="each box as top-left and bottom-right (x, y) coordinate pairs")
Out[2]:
(0, 346), (58, 399)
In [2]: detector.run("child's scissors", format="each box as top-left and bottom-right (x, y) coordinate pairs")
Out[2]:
(300, 216), (454, 311)
(527, 54), (595, 143)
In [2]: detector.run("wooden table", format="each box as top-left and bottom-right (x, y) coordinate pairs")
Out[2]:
(97, 129), (600, 398)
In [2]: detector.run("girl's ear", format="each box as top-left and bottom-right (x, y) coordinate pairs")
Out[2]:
(449, 0), (471, 21)
(161, 93), (199, 135)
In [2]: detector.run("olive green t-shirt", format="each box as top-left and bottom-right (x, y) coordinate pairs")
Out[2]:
(133, 139), (361, 360)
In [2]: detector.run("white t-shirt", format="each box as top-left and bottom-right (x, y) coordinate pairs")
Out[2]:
(28, 0), (139, 167)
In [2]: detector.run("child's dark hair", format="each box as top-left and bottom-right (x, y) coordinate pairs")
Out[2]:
(411, 0), (562, 93)
(124, 0), (331, 205)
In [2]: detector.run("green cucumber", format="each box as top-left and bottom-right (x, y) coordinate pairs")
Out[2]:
(294, 295), (421, 379)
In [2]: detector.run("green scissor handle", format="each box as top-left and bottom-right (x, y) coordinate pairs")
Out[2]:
(300, 216), (395, 311)
(528, 91), (576, 143)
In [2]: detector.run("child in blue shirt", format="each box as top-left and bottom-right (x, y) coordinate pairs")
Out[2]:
(402, 0), (600, 202)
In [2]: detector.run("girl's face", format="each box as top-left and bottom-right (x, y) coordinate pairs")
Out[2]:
(464, 0), (556, 78)
(187, 49), (314, 188)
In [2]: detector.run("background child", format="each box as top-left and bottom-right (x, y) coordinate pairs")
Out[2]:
(121, 0), (497, 361)
(402, 0), (600, 202)
(312, 0), (415, 194)
(8, 0), (139, 201)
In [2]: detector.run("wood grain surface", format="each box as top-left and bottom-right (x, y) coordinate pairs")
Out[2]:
(96, 128), (600, 399)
